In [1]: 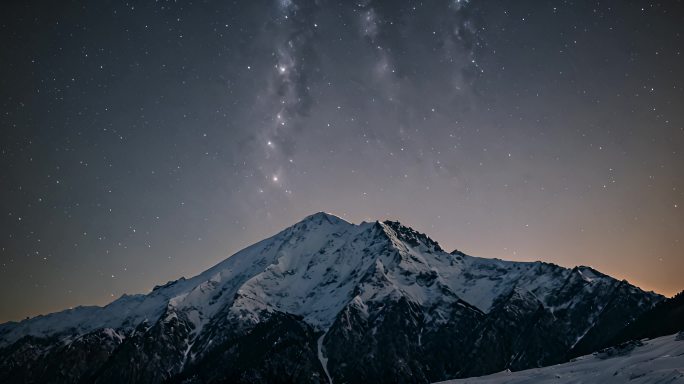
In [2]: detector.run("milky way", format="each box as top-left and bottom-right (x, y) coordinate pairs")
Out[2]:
(1, 0), (682, 322)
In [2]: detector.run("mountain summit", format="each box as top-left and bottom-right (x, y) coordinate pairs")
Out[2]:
(0, 213), (663, 383)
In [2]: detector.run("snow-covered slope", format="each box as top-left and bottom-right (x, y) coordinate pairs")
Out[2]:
(0, 212), (608, 344)
(436, 332), (684, 384)
(0, 212), (360, 346)
(0, 212), (666, 384)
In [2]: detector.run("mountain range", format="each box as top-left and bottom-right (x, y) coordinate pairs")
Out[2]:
(0, 212), (670, 383)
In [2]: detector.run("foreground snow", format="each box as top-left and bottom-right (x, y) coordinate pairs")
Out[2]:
(437, 333), (684, 384)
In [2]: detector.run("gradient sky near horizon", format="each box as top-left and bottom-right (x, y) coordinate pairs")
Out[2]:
(0, 0), (682, 322)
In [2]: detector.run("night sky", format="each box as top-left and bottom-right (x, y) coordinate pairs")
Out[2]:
(1, 0), (682, 323)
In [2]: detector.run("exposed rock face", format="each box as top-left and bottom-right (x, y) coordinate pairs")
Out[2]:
(577, 289), (684, 356)
(0, 213), (664, 383)
(177, 313), (326, 384)
(0, 329), (125, 383)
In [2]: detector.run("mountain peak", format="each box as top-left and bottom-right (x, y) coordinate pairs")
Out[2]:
(380, 219), (444, 253)
(297, 211), (349, 226)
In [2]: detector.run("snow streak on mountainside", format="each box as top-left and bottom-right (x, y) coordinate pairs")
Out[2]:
(436, 332), (684, 384)
(0, 213), (666, 384)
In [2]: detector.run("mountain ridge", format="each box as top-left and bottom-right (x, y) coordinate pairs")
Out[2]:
(0, 212), (665, 383)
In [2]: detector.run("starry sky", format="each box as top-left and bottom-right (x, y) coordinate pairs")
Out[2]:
(1, 0), (682, 323)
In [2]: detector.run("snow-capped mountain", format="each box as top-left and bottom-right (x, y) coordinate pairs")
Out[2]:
(0, 212), (665, 383)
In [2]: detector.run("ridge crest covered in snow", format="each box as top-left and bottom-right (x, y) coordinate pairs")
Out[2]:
(0, 212), (665, 384)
